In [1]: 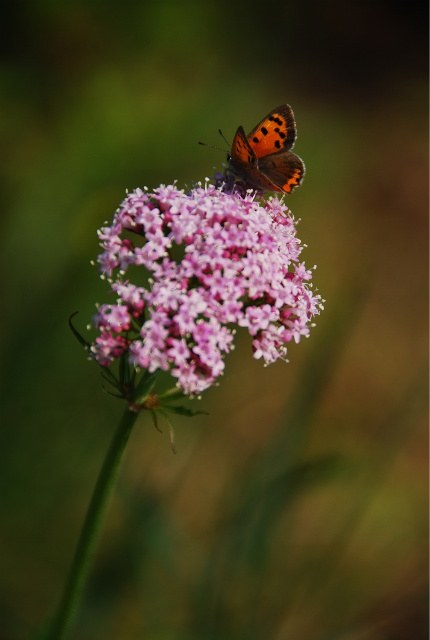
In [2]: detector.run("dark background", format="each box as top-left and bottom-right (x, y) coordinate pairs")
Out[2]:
(0, 1), (428, 639)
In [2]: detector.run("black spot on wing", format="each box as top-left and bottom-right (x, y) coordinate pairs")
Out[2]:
(269, 115), (283, 126)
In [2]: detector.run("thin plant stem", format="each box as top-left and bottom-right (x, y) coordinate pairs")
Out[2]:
(43, 406), (139, 640)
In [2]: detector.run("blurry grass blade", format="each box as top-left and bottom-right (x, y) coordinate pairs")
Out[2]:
(190, 277), (374, 633)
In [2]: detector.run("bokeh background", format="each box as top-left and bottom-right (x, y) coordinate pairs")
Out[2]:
(0, 1), (428, 639)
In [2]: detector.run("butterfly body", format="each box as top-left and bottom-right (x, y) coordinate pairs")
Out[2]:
(227, 105), (305, 194)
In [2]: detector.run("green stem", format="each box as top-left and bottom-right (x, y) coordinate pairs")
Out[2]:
(44, 407), (139, 640)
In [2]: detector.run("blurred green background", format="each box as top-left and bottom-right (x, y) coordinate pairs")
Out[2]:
(0, 1), (428, 639)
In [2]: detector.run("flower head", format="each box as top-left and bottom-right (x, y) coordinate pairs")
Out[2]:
(90, 182), (323, 395)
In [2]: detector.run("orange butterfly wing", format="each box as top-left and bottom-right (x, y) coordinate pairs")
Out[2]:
(229, 126), (280, 192)
(229, 126), (257, 171)
(247, 105), (297, 158)
(227, 105), (305, 194)
(258, 152), (305, 194)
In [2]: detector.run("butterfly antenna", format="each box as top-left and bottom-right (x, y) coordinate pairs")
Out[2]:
(218, 129), (230, 147)
(198, 140), (228, 153)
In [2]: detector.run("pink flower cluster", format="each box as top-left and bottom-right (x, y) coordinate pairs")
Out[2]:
(91, 182), (323, 395)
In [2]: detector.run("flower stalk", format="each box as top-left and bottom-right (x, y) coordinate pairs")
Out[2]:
(43, 406), (138, 640)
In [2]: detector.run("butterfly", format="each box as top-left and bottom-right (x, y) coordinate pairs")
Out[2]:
(227, 105), (305, 194)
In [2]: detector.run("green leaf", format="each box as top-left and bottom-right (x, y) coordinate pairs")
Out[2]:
(157, 409), (177, 454)
(119, 352), (130, 385)
(101, 386), (124, 400)
(100, 370), (121, 390)
(149, 409), (162, 433)
(68, 312), (90, 349)
(132, 370), (160, 406)
(161, 405), (209, 417)
(157, 387), (187, 402)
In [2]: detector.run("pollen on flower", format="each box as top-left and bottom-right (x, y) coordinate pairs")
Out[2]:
(89, 184), (323, 395)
